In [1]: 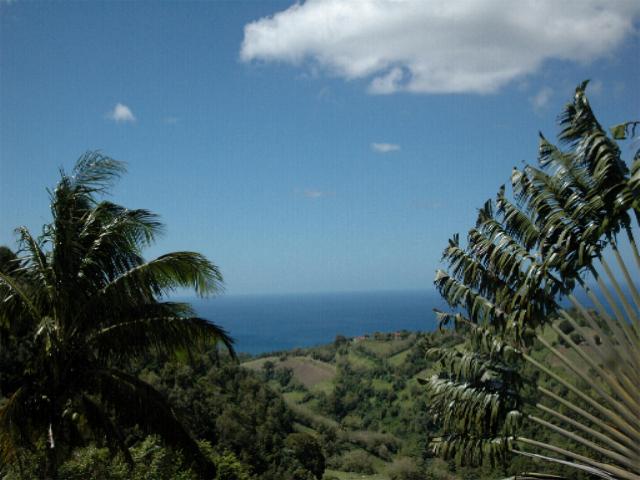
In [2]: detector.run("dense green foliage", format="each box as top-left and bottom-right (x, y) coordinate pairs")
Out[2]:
(2, 325), (325, 479)
(2, 434), (253, 480)
(132, 352), (323, 479)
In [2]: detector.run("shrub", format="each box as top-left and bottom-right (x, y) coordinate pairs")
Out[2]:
(328, 450), (375, 474)
(284, 433), (326, 480)
(387, 457), (423, 480)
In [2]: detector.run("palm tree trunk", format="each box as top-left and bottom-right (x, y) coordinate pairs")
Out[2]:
(43, 407), (59, 480)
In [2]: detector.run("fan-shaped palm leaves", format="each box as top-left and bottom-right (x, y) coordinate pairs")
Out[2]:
(424, 83), (639, 479)
(0, 152), (234, 478)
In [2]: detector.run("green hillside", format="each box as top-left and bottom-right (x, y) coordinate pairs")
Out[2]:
(241, 331), (464, 479)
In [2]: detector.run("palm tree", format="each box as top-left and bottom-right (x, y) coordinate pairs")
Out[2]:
(0, 152), (234, 479)
(423, 83), (639, 479)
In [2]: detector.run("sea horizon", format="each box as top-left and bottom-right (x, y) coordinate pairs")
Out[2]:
(185, 289), (448, 355)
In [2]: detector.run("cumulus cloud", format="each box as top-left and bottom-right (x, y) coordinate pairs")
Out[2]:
(108, 103), (136, 123)
(240, 0), (640, 94)
(371, 142), (401, 153)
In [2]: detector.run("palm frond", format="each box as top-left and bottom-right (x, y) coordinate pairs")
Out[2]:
(15, 227), (54, 303)
(0, 270), (40, 321)
(70, 151), (126, 195)
(90, 312), (235, 360)
(79, 202), (163, 261)
(98, 251), (224, 301)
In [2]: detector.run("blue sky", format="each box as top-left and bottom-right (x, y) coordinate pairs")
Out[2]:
(1, 1), (639, 295)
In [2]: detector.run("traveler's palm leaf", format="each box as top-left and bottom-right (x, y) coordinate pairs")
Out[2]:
(425, 83), (640, 479)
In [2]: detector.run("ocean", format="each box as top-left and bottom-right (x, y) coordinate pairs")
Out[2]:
(189, 289), (448, 355)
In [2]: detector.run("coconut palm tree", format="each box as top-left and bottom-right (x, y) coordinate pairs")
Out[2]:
(0, 152), (234, 479)
(423, 83), (639, 479)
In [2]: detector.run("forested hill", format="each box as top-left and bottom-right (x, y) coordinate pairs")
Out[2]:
(3, 320), (591, 480)
(239, 321), (587, 480)
(241, 330), (467, 480)
(2, 328), (465, 480)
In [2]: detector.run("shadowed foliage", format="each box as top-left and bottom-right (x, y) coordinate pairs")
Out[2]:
(0, 152), (235, 479)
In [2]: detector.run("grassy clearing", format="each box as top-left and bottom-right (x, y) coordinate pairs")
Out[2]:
(339, 351), (377, 371)
(345, 430), (401, 452)
(241, 356), (278, 370)
(283, 357), (337, 387)
(323, 470), (388, 480)
(388, 348), (411, 367)
(358, 337), (414, 358)
(243, 355), (336, 388)
(285, 398), (340, 430)
(311, 379), (334, 395)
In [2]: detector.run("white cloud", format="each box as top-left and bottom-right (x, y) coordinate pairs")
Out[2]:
(164, 116), (179, 125)
(296, 188), (335, 198)
(531, 87), (553, 112)
(304, 190), (325, 198)
(240, 0), (640, 94)
(108, 103), (136, 123)
(371, 142), (401, 153)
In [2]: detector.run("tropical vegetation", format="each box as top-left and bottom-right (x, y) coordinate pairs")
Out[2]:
(424, 82), (639, 479)
(0, 154), (235, 478)
(2, 83), (637, 480)
(244, 330), (481, 479)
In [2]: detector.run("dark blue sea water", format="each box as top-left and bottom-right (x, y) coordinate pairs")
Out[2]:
(189, 290), (447, 355)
